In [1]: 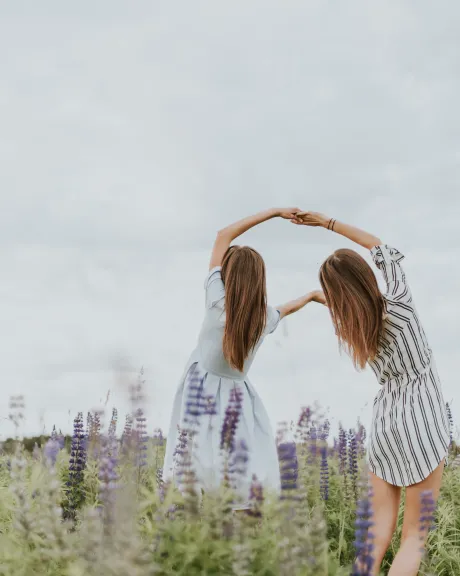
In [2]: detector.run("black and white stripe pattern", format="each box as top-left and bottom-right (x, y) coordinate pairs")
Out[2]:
(367, 245), (450, 487)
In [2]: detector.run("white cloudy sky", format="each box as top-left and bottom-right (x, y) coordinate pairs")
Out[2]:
(1, 1), (459, 440)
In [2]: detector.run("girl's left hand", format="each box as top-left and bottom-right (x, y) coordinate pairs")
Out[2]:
(291, 211), (329, 227)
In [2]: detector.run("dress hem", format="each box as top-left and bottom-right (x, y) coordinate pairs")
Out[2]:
(369, 448), (449, 488)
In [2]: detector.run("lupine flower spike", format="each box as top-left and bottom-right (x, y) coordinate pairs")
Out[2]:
(220, 387), (243, 453)
(247, 474), (264, 519)
(338, 424), (348, 478)
(419, 490), (436, 554)
(43, 437), (61, 467)
(352, 484), (375, 576)
(9, 395), (25, 440)
(277, 441), (299, 499)
(64, 412), (87, 522)
(446, 402), (453, 448)
(98, 434), (119, 532)
(320, 446), (329, 501)
(348, 429), (359, 501)
(134, 407), (148, 470)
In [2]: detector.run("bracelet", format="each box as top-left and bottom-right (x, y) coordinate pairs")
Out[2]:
(327, 218), (333, 230)
(331, 219), (336, 231)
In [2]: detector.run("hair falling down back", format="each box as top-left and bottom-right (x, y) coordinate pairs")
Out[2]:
(221, 246), (267, 372)
(319, 249), (385, 369)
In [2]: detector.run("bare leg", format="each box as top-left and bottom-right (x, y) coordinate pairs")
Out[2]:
(388, 459), (445, 576)
(368, 472), (401, 575)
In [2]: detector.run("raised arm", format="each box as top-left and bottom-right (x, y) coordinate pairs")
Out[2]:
(277, 290), (327, 320)
(209, 207), (300, 269)
(292, 212), (382, 250)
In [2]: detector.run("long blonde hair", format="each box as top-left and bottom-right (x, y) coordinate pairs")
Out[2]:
(319, 249), (385, 369)
(221, 246), (267, 372)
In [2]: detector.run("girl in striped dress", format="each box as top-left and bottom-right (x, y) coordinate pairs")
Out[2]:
(292, 211), (450, 576)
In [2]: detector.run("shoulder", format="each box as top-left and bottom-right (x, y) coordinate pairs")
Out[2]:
(265, 305), (281, 335)
(370, 244), (405, 267)
(205, 266), (223, 286)
(205, 266), (225, 309)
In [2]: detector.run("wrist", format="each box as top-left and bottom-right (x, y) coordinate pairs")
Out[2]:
(270, 208), (281, 218)
(324, 216), (337, 230)
(305, 292), (314, 303)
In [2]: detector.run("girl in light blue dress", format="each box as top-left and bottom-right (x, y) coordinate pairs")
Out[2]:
(163, 207), (325, 505)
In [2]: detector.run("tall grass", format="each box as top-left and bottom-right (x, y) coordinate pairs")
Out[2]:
(0, 400), (459, 575)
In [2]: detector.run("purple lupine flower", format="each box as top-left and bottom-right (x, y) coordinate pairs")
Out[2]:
(174, 429), (199, 512)
(220, 387), (243, 453)
(134, 408), (148, 468)
(348, 429), (359, 500)
(229, 438), (249, 490)
(277, 441), (299, 497)
(122, 413), (133, 440)
(308, 425), (318, 463)
(419, 490), (436, 549)
(319, 419), (331, 442)
(356, 420), (367, 458)
(156, 467), (165, 502)
(130, 366), (146, 407)
(173, 427), (188, 461)
(276, 421), (290, 446)
(51, 425), (65, 450)
(121, 414), (133, 455)
(43, 438), (60, 467)
(320, 446), (329, 501)
(108, 408), (118, 439)
(86, 412), (94, 440)
(247, 474), (264, 518)
(352, 486), (375, 575)
(183, 364), (217, 433)
(98, 434), (119, 529)
(338, 424), (348, 477)
(64, 412), (87, 521)
(446, 403), (453, 448)
(184, 365), (212, 427)
(153, 428), (165, 446)
(297, 406), (313, 431)
(8, 395), (25, 439)
(85, 409), (103, 460)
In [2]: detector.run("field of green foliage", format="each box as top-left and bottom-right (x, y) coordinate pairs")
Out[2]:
(0, 393), (459, 576)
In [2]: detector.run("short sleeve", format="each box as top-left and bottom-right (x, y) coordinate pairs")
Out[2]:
(370, 245), (411, 303)
(266, 305), (281, 335)
(205, 266), (225, 309)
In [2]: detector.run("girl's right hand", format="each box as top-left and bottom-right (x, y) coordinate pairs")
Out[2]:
(276, 207), (302, 220)
(291, 211), (330, 227)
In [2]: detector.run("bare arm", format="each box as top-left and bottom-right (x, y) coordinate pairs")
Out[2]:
(209, 207), (300, 269)
(292, 212), (382, 250)
(277, 290), (327, 320)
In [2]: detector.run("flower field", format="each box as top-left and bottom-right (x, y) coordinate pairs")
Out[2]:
(0, 391), (459, 576)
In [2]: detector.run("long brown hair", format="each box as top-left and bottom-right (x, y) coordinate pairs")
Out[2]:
(221, 246), (267, 372)
(319, 249), (385, 370)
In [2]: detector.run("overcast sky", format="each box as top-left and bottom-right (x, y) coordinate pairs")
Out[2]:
(1, 1), (459, 440)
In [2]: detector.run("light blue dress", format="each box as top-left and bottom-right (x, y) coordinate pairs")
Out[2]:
(163, 266), (281, 505)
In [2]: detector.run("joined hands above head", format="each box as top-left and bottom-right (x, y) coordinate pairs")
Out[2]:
(290, 210), (382, 250)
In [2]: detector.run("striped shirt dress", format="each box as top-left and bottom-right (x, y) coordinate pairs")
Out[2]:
(367, 245), (450, 487)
